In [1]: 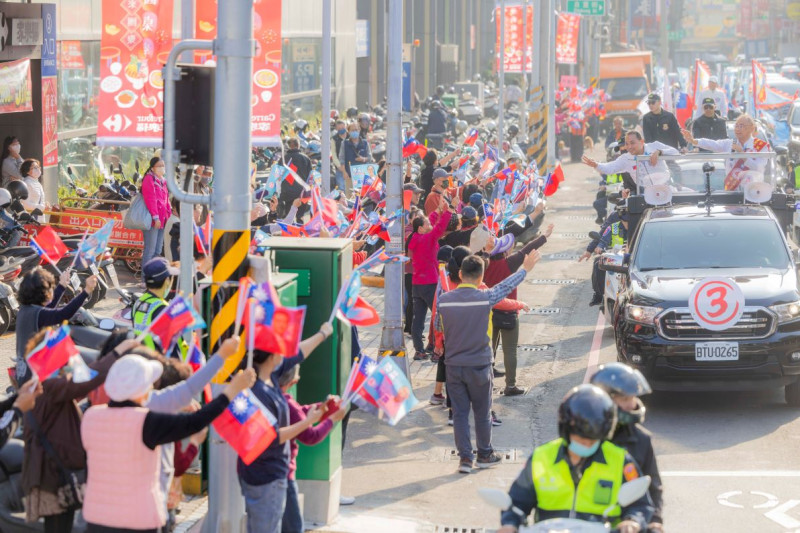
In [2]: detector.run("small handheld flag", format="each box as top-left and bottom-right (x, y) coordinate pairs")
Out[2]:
(213, 391), (278, 465)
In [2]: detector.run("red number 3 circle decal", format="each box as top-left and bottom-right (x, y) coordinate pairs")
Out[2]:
(689, 278), (745, 331)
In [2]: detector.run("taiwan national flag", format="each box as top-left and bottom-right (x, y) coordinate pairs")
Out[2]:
(543, 163), (565, 197)
(335, 272), (380, 326)
(26, 325), (78, 379)
(342, 355), (381, 416)
(311, 186), (340, 227)
(355, 247), (409, 274)
(147, 295), (206, 349)
(30, 227), (68, 263)
(464, 128), (479, 147)
(187, 342), (205, 373)
(213, 391), (278, 465)
(402, 136), (427, 158)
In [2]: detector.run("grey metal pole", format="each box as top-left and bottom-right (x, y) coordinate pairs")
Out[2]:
(545, 0), (556, 169)
(658, 0), (669, 71)
(179, 0), (195, 302)
(531, 0), (540, 89)
(378, 0), (408, 376)
(206, 0), (254, 530)
(497, 0), (505, 161)
(321, 0), (332, 194)
(521, 0), (528, 119)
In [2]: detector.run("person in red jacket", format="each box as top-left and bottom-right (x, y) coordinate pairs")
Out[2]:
(279, 366), (347, 533)
(407, 198), (453, 360)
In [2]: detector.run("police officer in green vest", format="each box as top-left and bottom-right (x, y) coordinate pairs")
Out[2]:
(580, 205), (629, 307)
(133, 257), (185, 359)
(498, 385), (652, 533)
(787, 160), (800, 193)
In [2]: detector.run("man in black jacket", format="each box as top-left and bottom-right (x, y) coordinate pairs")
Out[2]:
(279, 138), (312, 220)
(642, 93), (687, 150)
(691, 98), (727, 149)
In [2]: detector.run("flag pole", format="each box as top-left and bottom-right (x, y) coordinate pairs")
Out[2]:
(327, 271), (353, 325)
(246, 299), (255, 369)
(30, 236), (63, 276)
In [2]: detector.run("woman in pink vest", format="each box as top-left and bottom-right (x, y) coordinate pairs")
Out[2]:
(81, 349), (256, 533)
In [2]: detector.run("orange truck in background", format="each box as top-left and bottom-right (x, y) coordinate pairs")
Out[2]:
(598, 51), (653, 129)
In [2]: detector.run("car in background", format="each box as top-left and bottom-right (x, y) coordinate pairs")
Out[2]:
(787, 101), (800, 161)
(781, 64), (800, 81)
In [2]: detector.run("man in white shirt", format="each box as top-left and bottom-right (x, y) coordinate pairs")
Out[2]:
(582, 130), (679, 188)
(681, 114), (769, 190)
(693, 75), (728, 119)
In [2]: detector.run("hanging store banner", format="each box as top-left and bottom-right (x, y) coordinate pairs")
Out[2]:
(0, 59), (33, 114)
(555, 13), (580, 65)
(96, 0), (174, 146)
(41, 3), (59, 168)
(195, 0), (282, 146)
(494, 3), (534, 73)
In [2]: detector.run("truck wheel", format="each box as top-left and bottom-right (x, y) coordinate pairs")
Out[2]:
(785, 381), (800, 407)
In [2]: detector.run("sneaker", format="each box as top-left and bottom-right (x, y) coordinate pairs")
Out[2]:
(430, 352), (442, 363)
(413, 351), (429, 361)
(595, 216), (604, 225)
(458, 458), (473, 474)
(429, 393), (445, 405)
(476, 452), (502, 469)
(491, 411), (503, 426)
(504, 386), (525, 397)
(493, 367), (506, 378)
(339, 495), (355, 506)
(447, 409), (454, 426)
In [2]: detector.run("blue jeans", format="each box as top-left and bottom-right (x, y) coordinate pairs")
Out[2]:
(281, 479), (303, 533)
(142, 226), (165, 275)
(240, 477), (288, 533)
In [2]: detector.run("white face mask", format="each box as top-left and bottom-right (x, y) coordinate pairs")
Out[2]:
(31, 168), (41, 179)
(10, 144), (20, 153)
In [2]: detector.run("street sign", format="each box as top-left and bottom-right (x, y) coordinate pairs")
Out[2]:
(565, 0), (605, 16)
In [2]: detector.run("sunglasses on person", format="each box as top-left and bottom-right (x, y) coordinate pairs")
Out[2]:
(703, 104), (715, 110)
(647, 100), (658, 105)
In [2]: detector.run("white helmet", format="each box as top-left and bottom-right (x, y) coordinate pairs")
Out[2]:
(0, 188), (11, 208)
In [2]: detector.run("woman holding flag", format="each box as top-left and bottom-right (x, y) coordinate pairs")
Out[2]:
(16, 267), (97, 360)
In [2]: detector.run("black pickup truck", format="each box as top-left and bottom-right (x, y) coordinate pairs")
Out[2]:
(603, 202), (800, 405)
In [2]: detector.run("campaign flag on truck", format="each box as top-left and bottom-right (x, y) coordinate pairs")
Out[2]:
(26, 325), (78, 380)
(30, 227), (68, 263)
(213, 391), (277, 465)
(752, 59), (768, 108)
(360, 357), (419, 426)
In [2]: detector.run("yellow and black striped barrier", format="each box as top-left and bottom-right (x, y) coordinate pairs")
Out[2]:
(381, 350), (406, 359)
(210, 228), (250, 383)
(527, 86), (548, 171)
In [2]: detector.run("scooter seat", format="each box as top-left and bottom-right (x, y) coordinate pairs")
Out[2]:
(69, 326), (112, 353)
(77, 346), (100, 365)
(0, 439), (23, 482)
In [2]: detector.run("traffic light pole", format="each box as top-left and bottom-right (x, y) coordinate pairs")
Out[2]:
(378, 0), (408, 375)
(497, 0), (505, 161)
(162, 0), (254, 531)
(321, 0), (332, 195)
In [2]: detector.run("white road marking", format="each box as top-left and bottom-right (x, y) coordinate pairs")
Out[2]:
(663, 471), (800, 477)
(582, 311), (605, 383)
(764, 499), (800, 529)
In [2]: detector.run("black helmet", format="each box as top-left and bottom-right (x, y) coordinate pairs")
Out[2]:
(6, 180), (28, 201)
(507, 124), (519, 136)
(558, 384), (617, 442)
(346, 106), (359, 119)
(590, 362), (652, 398)
(436, 85), (445, 96)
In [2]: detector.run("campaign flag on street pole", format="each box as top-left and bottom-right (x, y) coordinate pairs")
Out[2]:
(212, 391), (278, 465)
(360, 357), (419, 426)
(26, 325), (78, 380)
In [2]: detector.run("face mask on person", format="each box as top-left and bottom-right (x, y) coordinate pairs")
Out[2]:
(349, 131), (360, 140)
(200, 176), (211, 186)
(31, 168), (41, 179)
(568, 439), (600, 458)
(338, 128), (347, 136)
(10, 143), (20, 153)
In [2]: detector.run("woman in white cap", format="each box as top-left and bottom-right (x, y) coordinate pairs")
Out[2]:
(81, 353), (256, 533)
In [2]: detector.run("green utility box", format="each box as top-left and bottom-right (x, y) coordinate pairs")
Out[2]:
(264, 237), (353, 525)
(442, 94), (459, 108)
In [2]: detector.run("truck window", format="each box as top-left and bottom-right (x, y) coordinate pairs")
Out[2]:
(597, 78), (648, 102)
(634, 219), (790, 271)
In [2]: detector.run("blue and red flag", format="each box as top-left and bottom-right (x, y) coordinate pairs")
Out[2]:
(212, 391), (277, 465)
(355, 247), (409, 274)
(342, 355), (381, 416)
(486, 163), (517, 184)
(402, 135), (428, 158)
(360, 357), (419, 426)
(335, 272), (380, 327)
(284, 159), (311, 191)
(464, 128), (479, 147)
(26, 325), (78, 379)
(187, 342), (206, 373)
(77, 219), (114, 265)
(30, 227), (68, 264)
(543, 162), (565, 197)
(310, 186), (340, 227)
(146, 295), (206, 350)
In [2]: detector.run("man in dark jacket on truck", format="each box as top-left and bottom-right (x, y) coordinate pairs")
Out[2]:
(691, 98), (727, 149)
(642, 93), (687, 150)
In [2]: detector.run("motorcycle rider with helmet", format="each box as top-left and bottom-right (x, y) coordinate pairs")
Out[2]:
(498, 384), (653, 533)
(591, 363), (664, 532)
(1, 181), (29, 247)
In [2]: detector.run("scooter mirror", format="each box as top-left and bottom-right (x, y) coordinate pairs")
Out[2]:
(31, 208), (43, 218)
(617, 475), (651, 507)
(99, 318), (116, 331)
(477, 488), (512, 511)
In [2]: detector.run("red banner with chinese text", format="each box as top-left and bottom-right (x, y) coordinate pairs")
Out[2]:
(41, 77), (58, 168)
(494, 5), (534, 73)
(96, 0), (173, 146)
(195, 0), (282, 145)
(556, 13), (580, 65)
(0, 59), (33, 114)
(60, 41), (86, 70)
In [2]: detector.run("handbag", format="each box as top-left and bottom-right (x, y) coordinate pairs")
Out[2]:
(492, 309), (518, 331)
(123, 193), (153, 231)
(26, 414), (86, 510)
